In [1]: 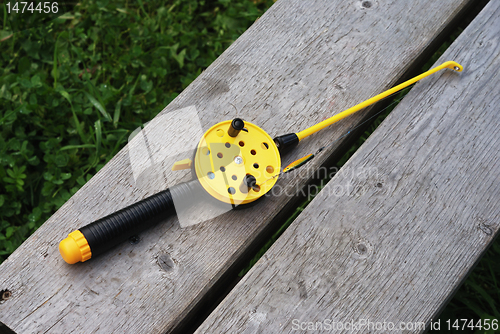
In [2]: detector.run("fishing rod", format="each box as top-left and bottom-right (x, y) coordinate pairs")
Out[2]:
(59, 61), (463, 264)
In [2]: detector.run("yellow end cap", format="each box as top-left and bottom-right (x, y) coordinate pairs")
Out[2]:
(59, 230), (92, 264)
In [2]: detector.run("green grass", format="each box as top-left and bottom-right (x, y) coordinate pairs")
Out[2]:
(1, 1), (498, 332)
(0, 0), (275, 262)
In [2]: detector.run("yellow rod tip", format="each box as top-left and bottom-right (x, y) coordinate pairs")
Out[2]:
(59, 236), (83, 264)
(446, 61), (463, 72)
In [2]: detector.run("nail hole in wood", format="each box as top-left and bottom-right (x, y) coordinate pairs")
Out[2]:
(361, 1), (372, 8)
(1, 289), (12, 302)
(157, 253), (175, 273)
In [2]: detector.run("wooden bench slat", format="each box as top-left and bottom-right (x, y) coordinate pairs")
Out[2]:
(0, 0), (477, 332)
(196, 2), (500, 332)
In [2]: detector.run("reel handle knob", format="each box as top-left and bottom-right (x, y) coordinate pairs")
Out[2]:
(228, 118), (245, 137)
(240, 174), (257, 193)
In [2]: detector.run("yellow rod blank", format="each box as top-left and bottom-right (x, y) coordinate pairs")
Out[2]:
(296, 61), (463, 141)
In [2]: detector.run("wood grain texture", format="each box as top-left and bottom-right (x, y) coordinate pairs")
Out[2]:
(0, 0), (476, 333)
(196, 2), (500, 333)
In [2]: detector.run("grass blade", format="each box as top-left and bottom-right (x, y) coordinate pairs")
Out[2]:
(59, 91), (86, 143)
(60, 144), (96, 151)
(468, 281), (500, 317)
(94, 119), (102, 156)
(84, 91), (111, 122)
(52, 33), (59, 88)
(113, 99), (122, 128)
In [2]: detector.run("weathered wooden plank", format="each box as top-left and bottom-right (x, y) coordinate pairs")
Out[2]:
(195, 2), (500, 333)
(0, 0), (477, 333)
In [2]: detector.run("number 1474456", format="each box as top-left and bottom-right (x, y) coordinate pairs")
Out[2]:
(6, 2), (58, 14)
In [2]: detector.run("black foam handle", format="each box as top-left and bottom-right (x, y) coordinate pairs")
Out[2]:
(79, 180), (201, 258)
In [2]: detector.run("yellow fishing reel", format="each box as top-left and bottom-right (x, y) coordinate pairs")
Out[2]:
(191, 119), (281, 205)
